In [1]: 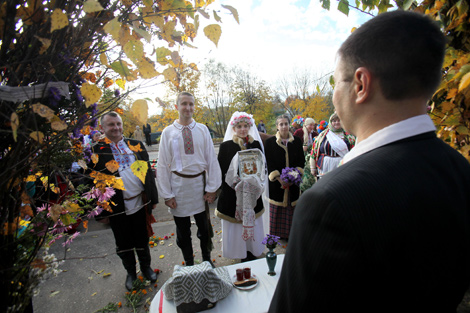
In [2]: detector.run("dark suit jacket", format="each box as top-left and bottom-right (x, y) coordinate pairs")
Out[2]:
(269, 132), (470, 312)
(90, 138), (158, 215)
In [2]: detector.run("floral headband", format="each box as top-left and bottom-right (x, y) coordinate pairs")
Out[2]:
(230, 114), (253, 127)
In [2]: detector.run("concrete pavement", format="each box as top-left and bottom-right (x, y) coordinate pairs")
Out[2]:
(32, 143), (286, 313)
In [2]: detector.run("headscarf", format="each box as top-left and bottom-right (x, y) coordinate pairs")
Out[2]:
(303, 118), (316, 144)
(328, 112), (343, 133)
(223, 111), (264, 152)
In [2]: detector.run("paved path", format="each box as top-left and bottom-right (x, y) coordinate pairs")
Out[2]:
(33, 143), (286, 313)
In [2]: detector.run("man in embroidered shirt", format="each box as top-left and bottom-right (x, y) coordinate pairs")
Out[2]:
(91, 112), (159, 291)
(270, 11), (470, 313)
(157, 92), (222, 266)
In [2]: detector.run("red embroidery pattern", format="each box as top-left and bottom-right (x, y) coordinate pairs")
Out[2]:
(182, 127), (194, 155)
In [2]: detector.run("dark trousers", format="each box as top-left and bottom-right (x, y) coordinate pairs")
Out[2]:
(173, 211), (210, 262)
(109, 207), (148, 254)
(145, 133), (151, 146)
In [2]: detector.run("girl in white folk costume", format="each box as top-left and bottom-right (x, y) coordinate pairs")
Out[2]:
(310, 112), (355, 178)
(216, 112), (269, 262)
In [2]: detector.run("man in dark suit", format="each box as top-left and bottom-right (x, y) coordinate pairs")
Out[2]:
(91, 112), (159, 290)
(269, 11), (470, 313)
(143, 123), (152, 146)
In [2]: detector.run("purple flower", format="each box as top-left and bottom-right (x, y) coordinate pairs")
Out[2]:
(280, 167), (302, 186)
(114, 89), (120, 97)
(48, 87), (62, 106)
(262, 234), (281, 249)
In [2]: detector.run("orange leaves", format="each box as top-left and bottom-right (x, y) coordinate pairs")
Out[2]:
(105, 160), (120, 173)
(128, 142), (142, 153)
(89, 170), (125, 191)
(104, 77), (114, 88)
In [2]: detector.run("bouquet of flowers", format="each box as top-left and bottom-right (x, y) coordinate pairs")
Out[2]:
(262, 234), (281, 250)
(280, 167), (302, 186)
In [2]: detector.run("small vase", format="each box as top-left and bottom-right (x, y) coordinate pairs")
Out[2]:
(266, 247), (277, 276)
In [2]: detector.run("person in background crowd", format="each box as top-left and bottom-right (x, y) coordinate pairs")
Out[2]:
(133, 125), (144, 142)
(309, 112), (355, 179)
(156, 92), (221, 266)
(302, 118), (318, 153)
(216, 111), (268, 262)
(269, 11), (470, 313)
(264, 114), (304, 241)
(143, 123), (152, 146)
(90, 112), (158, 291)
(257, 119), (267, 133)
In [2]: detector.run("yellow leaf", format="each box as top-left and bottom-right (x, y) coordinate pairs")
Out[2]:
(115, 79), (126, 90)
(109, 177), (125, 190)
(351, 27), (357, 33)
(32, 102), (55, 120)
(105, 160), (120, 173)
(156, 47), (171, 65)
(203, 24), (221, 47)
(49, 290), (60, 297)
(163, 67), (178, 83)
(131, 160), (148, 184)
(91, 153), (99, 164)
(35, 36), (51, 55)
(128, 142), (143, 153)
(188, 63), (198, 71)
(96, 269), (104, 274)
(30, 131), (45, 143)
(159, 255), (165, 259)
(91, 292), (97, 297)
(83, 0), (104, 13)
(221, 4), (239, 24)
(459, 72), (470, 92)
(50, 116), (68, 131)
(11, 112), (19, 142)
(103, 17), (121, 41)
(83, 220), (88, 229)
(81, 83), (102, 107)
(131, 99), (149, 125)
(26, 175), (37, 182)
(137, 58), (159, 79)
(123, 39), (144, 62)
(63, 201), (81, 213)
(447, 88), (458, 99)
(99, 53), (109, 67)
(50, 9), (68, 32)
(102, 273), (111, 277)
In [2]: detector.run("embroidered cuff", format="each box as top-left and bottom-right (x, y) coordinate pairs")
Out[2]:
(269, 170), (280, 182)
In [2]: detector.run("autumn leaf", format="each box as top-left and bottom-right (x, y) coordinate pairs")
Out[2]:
(131, 99), (149, 125)
(159, 255), (165, 259)
(115, 108), (124, 115)
(30, 131), (45, 143)
(50, 9), (68, 32)
(163, 67), (178, 83)
(221, 4), (239, 24)
(32, 103), (55, 120)
(83, 220), (88, 230)
(171, 51), (182, 66)
(109, 177), (125, 190)
(156, 47), (171, 65)
(128, 142), (142, 152)
(35, 36), (51, 54)
(63, 201), (81, 213)
(213, 10), (222, 22)
(204, 24), (221, 47)
(81, 83), (102, 107)
(103, 17), (121, 41)
(51, 116), (68, 131)
(123, 39), (144, 62)
(131, 160), (148, 184)
(459, 72), (470, 92)
(99, 53), (109, 67)
(103, 77), (114, 88)
(91, 153), (99, 164)
(11, 112), (19, 142)
(115, 79), (126, 89)
(102, 273), (111, 277)
(105, 160), (120, 173)
(83, 0), (104, 13)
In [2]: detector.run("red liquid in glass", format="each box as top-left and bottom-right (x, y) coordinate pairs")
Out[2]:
(244, 267), (251, 279)
(236, 269), (244, 281)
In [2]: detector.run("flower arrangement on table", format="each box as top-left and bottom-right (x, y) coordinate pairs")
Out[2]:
(280, 167), (302, 188)
(262, 234), (281, 250)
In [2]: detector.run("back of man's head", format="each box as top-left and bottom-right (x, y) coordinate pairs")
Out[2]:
(338, 10), (446, 101)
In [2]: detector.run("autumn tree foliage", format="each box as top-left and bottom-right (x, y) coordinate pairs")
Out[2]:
(322, 0), (470, 162)
(0, 0), (237, 311)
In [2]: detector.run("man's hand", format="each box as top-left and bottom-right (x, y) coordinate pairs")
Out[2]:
(165, 198), (177, 209)
(277, 177), (292, 189)
(204, 191), (217, 204)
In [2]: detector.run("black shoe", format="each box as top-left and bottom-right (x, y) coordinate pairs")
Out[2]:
(125, 273), (137, 291)
(185, 259), (194, 266)
(141, 266), (157, 282)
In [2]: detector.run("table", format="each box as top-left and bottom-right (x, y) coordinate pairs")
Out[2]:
(150, 254), (285, 313)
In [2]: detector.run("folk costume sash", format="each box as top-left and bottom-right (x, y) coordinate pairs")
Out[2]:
(172, 170), (214, 251)
(325, 130), (349, 157)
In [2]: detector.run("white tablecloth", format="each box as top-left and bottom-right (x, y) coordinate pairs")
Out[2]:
(150, 254), (285, 313)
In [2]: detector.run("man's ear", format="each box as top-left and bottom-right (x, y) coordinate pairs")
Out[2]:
(353, 67), (372, 104)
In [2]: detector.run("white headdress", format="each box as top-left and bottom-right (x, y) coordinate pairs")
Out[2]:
(223, 111), (264, 152)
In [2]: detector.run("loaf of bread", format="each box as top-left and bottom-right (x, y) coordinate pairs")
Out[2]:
(234, 277), (257, 287)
